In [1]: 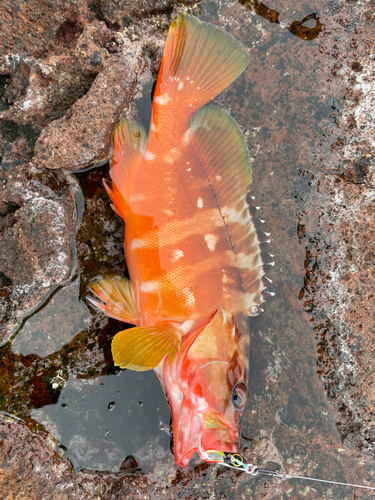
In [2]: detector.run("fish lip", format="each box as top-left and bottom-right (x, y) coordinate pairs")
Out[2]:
(173, 418), (239, 467)
(175, 446), (198, 468)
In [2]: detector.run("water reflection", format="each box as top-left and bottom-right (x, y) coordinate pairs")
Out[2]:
(31, 371), (170, 471)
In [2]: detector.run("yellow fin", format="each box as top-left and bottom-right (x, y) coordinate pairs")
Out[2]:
(155, 13), (249, 110)
(191, 106), (265, 312)
(112, 323), (181, 371)
(88, 275), (137, 324)
(105, 118), (147, 220)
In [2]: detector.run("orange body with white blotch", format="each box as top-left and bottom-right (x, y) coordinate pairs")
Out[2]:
(89, 13), (266, 467)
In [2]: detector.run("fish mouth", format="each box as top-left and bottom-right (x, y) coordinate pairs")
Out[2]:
(174, 418), (239, 467)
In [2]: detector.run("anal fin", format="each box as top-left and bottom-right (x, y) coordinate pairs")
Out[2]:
(112, 323), (181, 371)
(88, 275), (138, 324)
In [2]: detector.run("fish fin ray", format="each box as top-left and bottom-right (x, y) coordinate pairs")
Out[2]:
(112, 323), (181, 371)
(107, 117), (147, 220)
(191, 105), (265, 312)
(155, 13), (249, 110)
(88, 275), (138, 324)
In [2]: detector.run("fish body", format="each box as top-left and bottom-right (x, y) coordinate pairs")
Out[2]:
(89, 13), (265, 467)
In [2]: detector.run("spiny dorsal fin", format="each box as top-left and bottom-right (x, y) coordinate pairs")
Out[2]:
(87, 275), (138, 324)
(154, 13), (250, 111)
(105, 118), (147, 220)
(191, 105), (266, 313)
(112, 323), (181, 371)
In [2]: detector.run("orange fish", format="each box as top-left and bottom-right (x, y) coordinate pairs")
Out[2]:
(88, 13), (265, 467)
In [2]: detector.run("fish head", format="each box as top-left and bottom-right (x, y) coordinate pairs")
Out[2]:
(163, 306), (249, 467)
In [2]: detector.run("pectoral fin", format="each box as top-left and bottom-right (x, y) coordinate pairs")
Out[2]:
(88, 275), (137, 324)
(112, 323), (181, 371)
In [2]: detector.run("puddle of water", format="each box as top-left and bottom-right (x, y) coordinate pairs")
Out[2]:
(31, 370), (170, 471)
(1, 0), (374, 497)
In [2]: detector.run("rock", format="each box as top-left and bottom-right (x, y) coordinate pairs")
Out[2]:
(98, 0), (199, 30)
(12, 277), (92, 358)
(0, 173), (75, 345)
(0, 414), (150, 500)
(33, 52), (136, 172)
(2, 0), (375, 497)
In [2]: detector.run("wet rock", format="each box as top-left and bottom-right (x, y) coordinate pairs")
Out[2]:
(9, 21), (112, 129)
(298, 0), (375, 460)
(3, 0), (375, 497)
(0, 414), (151, 499)
(33, 52), (135, 171)
(98, 0), (199, 30)
(12, 277), (92, 358)
(0, 172), (75, 344)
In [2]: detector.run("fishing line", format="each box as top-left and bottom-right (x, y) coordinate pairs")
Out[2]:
(201, 451), (375, 491)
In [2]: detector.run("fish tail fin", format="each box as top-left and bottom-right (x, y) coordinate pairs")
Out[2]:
(105, 117), (147, 220)
(154, 13), (249, 111)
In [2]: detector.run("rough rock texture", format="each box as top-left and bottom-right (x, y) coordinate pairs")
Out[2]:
(0, 170), (75, 343)
(0, 414), (150, 500)
(34, 50), (136, 171)
(1, 0), (375, 499)
(298, 0), (375, 459)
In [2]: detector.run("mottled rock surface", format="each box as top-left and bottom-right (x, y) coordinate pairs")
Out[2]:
(1, 0), (375, 499)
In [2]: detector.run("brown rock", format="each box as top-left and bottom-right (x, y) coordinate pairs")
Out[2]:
(0, 173), (75, 344)
(0, 415), (150, 500)
(33, 53), (136, 171)
(99, 0), (199, 29)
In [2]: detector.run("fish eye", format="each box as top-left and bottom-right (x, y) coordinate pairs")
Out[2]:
(231, 383), (248, 410)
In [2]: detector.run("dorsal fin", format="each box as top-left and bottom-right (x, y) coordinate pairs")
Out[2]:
(104, 117), (147, 220)
(191, 105), (266, 313)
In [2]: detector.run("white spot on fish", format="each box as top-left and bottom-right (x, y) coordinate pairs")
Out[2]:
(132, 193), (147, 201)
(216, 175), (222, 181)
(164, 209), (174, 215)
(181, 319), (194, 334)
(150, 123), (157, 131)
(183, 287), (195, 307)
(178, 81), (184, 90)
(131, 239), (146, 250)
(171, 249), (184, 262)
(197, 197), (203, 208)
(222, 273), (230, 284)
(187, 77), (190, 80)
(182, 129), (190, 145)
(155, 93), (171, 105)
(165, 148), (181, 164)
(187, 168), (191, 172)
(204, 233), (218, 252)
(144, 151), (155, 161)
(140, 281), (160, 293)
